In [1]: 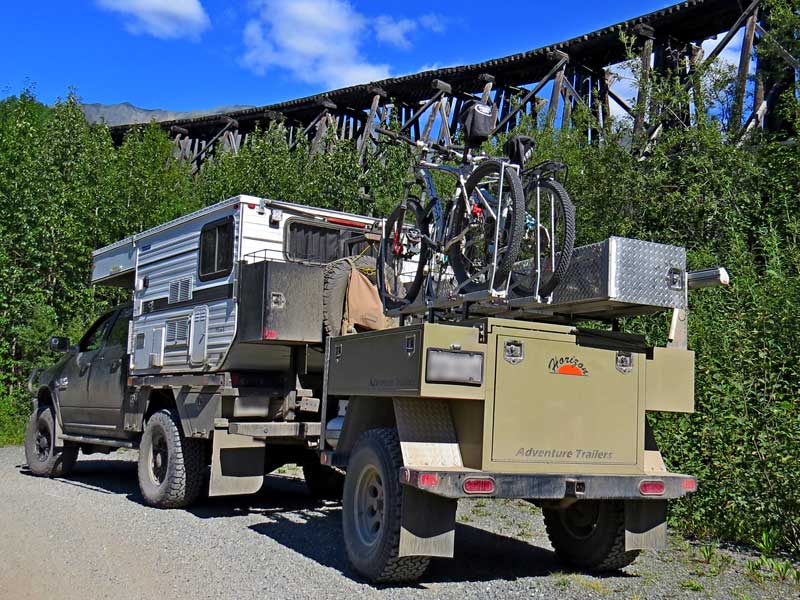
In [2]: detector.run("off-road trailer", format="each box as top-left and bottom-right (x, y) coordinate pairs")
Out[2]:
(26, 194), (726, 583)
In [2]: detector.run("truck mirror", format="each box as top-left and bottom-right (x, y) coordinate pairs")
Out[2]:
(49, 336), (71, 353)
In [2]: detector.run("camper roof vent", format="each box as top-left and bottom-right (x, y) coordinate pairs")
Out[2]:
(169, 277), (192, 304)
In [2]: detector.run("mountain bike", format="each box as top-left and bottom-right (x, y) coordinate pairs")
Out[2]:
(378, 150), (524, 309)
(504, 135), (576, 300)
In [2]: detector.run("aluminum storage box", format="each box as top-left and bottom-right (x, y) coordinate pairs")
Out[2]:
(510, 237), (687, 318)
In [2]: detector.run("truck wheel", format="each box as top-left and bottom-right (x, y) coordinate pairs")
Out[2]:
(303, 461), (344, 500)
(543, 500), (640, 571)
(137, 409), (206, 508)
(342, 428), (430, 583)
(24, 406), (78, 477)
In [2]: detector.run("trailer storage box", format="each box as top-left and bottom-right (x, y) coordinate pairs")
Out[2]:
(509, 237), (687, 319)
(237, 260), (325, 344)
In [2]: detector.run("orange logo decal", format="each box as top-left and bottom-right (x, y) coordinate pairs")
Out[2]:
(549, 356), (589, 377)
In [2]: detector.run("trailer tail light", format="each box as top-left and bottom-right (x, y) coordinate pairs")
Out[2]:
(463, 477), (495, 495)
(262, 328), (279, 340)
(639, 480), (665, 496)
(418, 473), (440, 488)
(681, 478), (697, 492)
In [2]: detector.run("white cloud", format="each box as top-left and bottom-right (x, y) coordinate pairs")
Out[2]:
(242, 0), (390, 89)
(374, 13), (446, 49)
(419, 14), (445, 34)
(96, 0), (210, 40)
(374, 16), (416, 49)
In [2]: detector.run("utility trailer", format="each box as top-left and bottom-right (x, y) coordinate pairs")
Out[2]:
(26, 194), (726, 583)
(317, 239), (728, 582)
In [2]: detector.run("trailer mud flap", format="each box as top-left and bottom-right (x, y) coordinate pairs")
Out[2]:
(399, 486), (457, 558)
(209, 429), (265, 497)
(625, 500), (667, 551)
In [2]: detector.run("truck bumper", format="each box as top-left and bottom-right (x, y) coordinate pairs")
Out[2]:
(399, 467), (697, 500)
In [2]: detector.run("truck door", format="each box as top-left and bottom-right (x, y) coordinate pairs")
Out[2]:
(58, 311), (115, 429)
(85, 306), (132, 436)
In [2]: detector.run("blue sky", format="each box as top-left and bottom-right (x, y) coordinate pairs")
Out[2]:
(0, 0), (738, 111)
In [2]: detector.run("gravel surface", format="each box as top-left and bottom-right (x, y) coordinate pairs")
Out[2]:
(0, 445), (795, 600)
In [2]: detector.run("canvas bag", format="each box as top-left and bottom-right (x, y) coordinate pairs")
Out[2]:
(342, 266), (391, 333)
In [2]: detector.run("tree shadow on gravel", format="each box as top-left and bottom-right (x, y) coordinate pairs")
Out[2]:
(20, 457), (141, 497)
(24, 460), (633, 587)
(248, 514), (578, 586)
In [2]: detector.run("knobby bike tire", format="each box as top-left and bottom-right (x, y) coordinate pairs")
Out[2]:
(447, 160), (525, 293)
(514, 178), (575, 298)
(378, 197), (429, 309)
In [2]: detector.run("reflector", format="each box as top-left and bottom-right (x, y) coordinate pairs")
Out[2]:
(419, 473), (440, 488)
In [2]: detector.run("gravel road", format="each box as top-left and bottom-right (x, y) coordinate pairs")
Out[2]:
(0, 445), (794, 600)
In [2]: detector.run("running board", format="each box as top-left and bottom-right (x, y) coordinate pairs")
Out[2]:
(60, 434), (137, 449)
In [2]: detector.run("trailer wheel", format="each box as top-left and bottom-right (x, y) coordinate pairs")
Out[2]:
(303, 462), (345, 500)
(342, 428), (430, 583)
(24, 406), (78, 477)
(543, 500), (640, 571)
(137, 409), (206, 508)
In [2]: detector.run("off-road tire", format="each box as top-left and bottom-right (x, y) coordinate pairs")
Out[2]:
(303, 461), (345, 500)
(543, 500), (640, 572)
(137, 409), (206, 509)
(342, 428), (430, 583)
(24, 406), (78, 477)
(323, 255), (379, 337)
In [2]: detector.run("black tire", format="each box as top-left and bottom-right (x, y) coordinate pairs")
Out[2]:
(342, 428), (430, 583)
(378, 197), (429, 309)
(303, 461), (345, 500)
(447, 159), (525, 292)
(513, 177), (575, 298)
(543, 500), (640, 572)
(323, 255), (380, 337)
(24, 406), (78, 477)
(137, 409), (206, 509)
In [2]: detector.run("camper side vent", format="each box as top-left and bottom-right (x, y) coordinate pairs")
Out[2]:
(168, 277), (193, 304)
(165, 318), (190, 346)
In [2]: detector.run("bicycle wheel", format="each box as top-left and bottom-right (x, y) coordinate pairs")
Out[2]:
(446, 160), (525, 293)
(378, 197), (430, 309)
(512, 178), (575, 298)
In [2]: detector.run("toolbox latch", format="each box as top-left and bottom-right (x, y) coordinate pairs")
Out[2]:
(504, 340), (524, 365)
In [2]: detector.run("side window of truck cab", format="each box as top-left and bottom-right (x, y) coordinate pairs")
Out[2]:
(199, 216), (234, 281)
(106, 307), (133, 350)
(79, 311), (116, 352)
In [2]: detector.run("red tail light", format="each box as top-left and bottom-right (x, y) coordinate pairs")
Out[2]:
(463, 477), (495, 495)
(681, 478), (697, 492)
(419, 473), (439, 488)
(327, 217), (366, 228)
(639, 480), (665, 496)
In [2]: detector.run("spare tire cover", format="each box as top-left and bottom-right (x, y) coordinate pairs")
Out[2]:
(322, 256), (378, 337)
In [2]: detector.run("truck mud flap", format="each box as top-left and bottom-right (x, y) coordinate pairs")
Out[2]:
(209, 429), (265, 497)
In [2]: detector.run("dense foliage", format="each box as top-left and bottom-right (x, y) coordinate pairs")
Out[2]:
(0, 1), (797, 556)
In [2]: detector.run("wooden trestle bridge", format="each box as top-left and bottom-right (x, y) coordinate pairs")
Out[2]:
(109, 0), (797, 170)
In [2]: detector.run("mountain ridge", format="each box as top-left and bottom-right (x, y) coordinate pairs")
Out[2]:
(81, 101), (254, 126)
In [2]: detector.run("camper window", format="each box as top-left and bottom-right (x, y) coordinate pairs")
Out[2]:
(199, 216), (234, 281)
(285, 219), (372, 264)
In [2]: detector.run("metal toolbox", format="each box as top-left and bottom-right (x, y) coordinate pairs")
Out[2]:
(510, 237), (687, 318)
(237, 260), (324, 344)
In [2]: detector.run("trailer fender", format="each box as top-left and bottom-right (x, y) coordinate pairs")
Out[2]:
(335, 396), (395, 457)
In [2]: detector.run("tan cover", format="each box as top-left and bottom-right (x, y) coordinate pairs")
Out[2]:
(342, 267), (390, 333)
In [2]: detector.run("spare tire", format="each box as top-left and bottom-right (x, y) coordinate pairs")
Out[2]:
(323, 256), (378, 337)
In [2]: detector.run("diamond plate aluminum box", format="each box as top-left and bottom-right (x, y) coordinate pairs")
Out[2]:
(544, 237), (686, 317)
